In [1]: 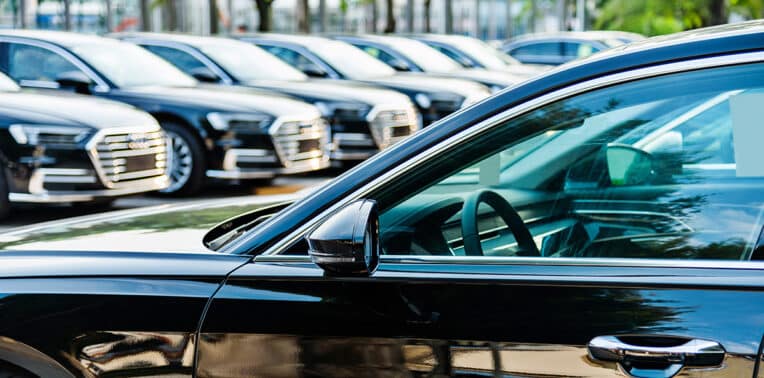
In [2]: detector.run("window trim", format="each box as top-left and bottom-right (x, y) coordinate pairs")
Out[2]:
(235, 51), (764, 268)
(0, 37), (110, 91)
(254, 41), (343, 80)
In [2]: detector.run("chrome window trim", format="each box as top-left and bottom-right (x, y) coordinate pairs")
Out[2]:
(247, 51), (764, 268)
(0, 37), (111, 91)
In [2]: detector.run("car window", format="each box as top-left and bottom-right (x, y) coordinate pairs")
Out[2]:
(260, 45), (313, 70)
(5, 43), (80, 83)
(431, 45), (474, 67)
(374, 62), (764, 261)
(358, 45), (409, 69)
(562, 42), (599, 58)
(142, 44), (207, 73)
(510, 42), (561, 58)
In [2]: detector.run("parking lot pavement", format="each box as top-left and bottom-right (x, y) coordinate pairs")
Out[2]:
(0, 175), (331, 233)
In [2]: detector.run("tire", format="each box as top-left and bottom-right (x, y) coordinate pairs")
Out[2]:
(160, 122), (205, 196)
(0, 169), (10, 221)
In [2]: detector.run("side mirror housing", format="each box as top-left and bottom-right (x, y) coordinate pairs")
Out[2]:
(606, 144), (655, 186)
(55, 71), (93, 94)
(307, 199), (379, 276)
(299, 63), (328, 78)
(189, 66), (220, 83)
(388, 58), (410, 72)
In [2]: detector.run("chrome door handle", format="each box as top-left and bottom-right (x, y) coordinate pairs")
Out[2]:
(588, 335), (725, 378)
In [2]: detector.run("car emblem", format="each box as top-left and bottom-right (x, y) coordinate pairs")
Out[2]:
(127, 133), (151, 150)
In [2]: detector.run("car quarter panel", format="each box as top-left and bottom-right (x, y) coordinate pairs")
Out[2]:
(198, 260), (764, 377)
(0, 252), (248, 377)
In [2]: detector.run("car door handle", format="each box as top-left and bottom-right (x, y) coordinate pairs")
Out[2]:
(587, 335), (726, 378)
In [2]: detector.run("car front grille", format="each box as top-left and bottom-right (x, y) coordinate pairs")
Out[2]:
(92, 129), (167, 184)
(272, 118), (329, 167)
(369, 106), (419, 149)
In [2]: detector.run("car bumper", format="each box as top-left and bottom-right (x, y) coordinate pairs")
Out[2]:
(9, 175), (169, 203)
(206, 148), (330, 179)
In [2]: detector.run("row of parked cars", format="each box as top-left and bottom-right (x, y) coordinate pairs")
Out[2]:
(0, 30), (571, 218)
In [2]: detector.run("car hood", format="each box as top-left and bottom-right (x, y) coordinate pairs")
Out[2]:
(444, 69), (522, 87)
(0, 91), (156, 129)
(0, 194), (300, 253)
(244, 79), (413, 106)
(115, 85), (321, 119)
(366, 73), (491, 97)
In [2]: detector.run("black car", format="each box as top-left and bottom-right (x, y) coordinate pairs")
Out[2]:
(0, 72), (168, 219)
(115, 33), (420, 164)
(333, 34), (522, 91)
(410, 33), (549, 78)
(0, 30), (330, 195)
(501, 31), (645, 66)
(4, 21), (764, 377)
(236, 34), (491, 126)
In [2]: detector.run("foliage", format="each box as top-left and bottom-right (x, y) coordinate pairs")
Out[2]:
(595, 0), (764, 36)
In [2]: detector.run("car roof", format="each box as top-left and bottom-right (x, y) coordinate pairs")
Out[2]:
(112, 32), (243, 49)
(507, 30), (644, 44)
(235, 33), (335, 47)
(0, 29), (120, 48)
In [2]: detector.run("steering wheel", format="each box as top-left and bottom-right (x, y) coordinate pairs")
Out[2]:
(461, 189), (540, 257)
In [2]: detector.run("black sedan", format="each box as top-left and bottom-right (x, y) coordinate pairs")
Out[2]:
(236, 34), (491, 126)
(2, 21), (764, 377)
(115, 33), (420, 164)
(0, 30), (330, 195)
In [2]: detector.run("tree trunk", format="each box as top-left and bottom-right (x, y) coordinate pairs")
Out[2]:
(383, 0), (395, 32)
(209, 0), (219, 34)
(708, 0), (726, 25)
(318, 0), (327, 31)
(444, 0), (453, 33)
(63, 0), (72, 30)
(163, 0), (178, 31)
(505, 0), (512, 39)
(140, 0), (151, 31)
(297, 0), (310, 33)
(406, 0), (414, 32)
(370, 0), (378, 32)
(424, 0), (431, 32)
(255, 0), (273, 31)
(104, 0), (112, 31)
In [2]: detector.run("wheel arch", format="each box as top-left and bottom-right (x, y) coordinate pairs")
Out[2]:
(0, 336), (76, 377)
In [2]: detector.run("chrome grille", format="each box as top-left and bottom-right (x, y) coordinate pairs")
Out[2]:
(272, 118), (328, 167)
(369, 106), (419, 149)
(94, 129), (167, 183)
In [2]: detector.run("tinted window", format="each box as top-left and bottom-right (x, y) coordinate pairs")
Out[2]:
(562, 42), (599, 58)
(374, 63), (764, 261)
(143, 45), (207, 73)
(510, 42), (561, 57)
(5, 43), (79, 82)
(260, 45), (314, 70)
(358, 45), (409, 69)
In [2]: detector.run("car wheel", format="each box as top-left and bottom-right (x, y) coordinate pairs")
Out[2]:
(0, 169), (10, 221)
(160, 122), (205, 196)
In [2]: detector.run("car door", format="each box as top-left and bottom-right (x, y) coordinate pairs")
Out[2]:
(198, 55), (764, 377)
(0, 41), (101, 91)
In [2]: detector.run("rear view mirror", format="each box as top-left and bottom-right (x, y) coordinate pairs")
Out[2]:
(606, 144), (655, 186)
(307, 199), (379, 276)
(55, 71), (93, 94)
(189, 67), (220, 83)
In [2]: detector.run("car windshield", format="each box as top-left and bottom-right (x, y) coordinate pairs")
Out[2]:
(72, 42), (197, 88)
(308, 40), (396, 80)
(380, 37), (463, 73)
(0, 72), (20, 91)
(443, 37), (520, 69)
(200, 40), (308, 82)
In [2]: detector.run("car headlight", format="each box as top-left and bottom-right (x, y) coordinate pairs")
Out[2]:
(414, 93), (432, 109)
(314, 101), (370, 119)
(206, 112), (274, 132)
(8, 124), (92, 148)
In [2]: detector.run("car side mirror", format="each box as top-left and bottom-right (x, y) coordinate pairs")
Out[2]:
(189, 66), (220, 83)
(55, 71), (93, 94)
(606, 144), (655, 186)
(388, 58), (410, 72)
(307, 199), (379, 276)
(299, 63), (328, 78)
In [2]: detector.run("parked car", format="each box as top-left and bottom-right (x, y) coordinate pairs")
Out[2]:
(334, 34), (521, 91)
(0, 30), (330, 195)
(115, 33), (420, 164)
(237, 34), (491, 126)
(501, 31), (644, 65)
(409, 33), (548, 78)
(0, 72), (168, 219)
(3, 21), (764, 377)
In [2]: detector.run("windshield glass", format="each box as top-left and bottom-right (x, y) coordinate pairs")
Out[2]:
(0, 72), (20, 91)
(200, 40), (307, 82)
(381, 37), (463, 73)
(309, 40), (396, 80)
(445, 37), (520, 69)
(72, 42), (197, 88)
